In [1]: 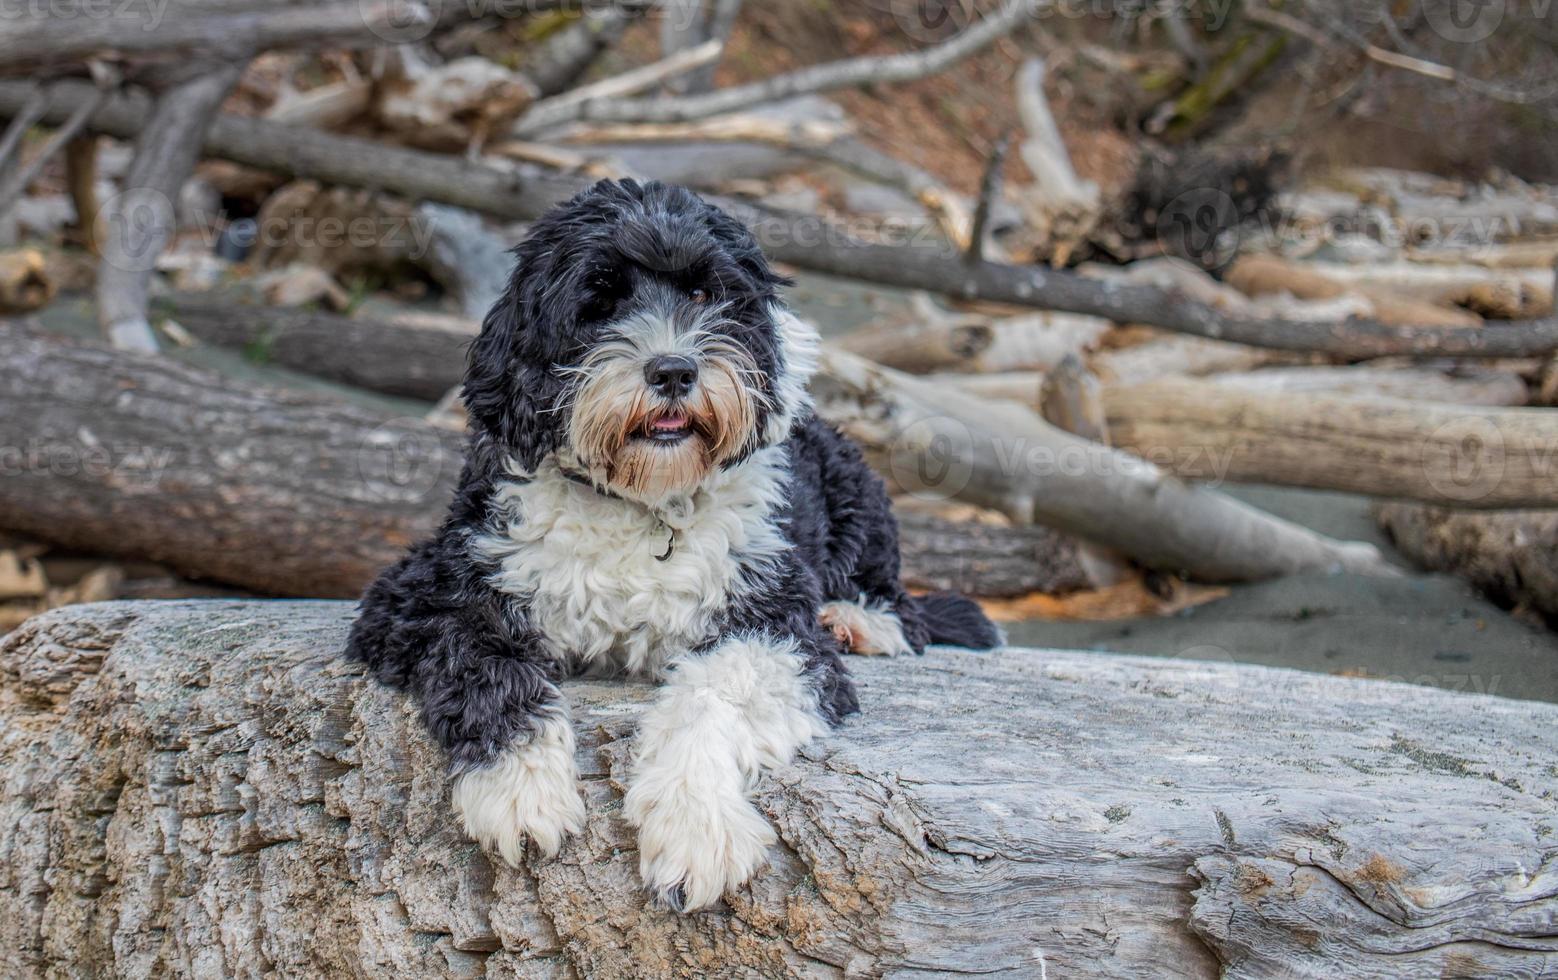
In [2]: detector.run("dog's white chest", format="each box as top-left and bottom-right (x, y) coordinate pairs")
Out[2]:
(475, 451), (789, 676)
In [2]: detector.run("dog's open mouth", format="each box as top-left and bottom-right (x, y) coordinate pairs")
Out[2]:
(635, 413), (694, 444)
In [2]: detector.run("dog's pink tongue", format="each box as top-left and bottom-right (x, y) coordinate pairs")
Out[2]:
(653, 415), (688, 431)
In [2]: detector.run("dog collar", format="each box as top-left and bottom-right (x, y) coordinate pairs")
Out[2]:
(557, 467), (690, 562)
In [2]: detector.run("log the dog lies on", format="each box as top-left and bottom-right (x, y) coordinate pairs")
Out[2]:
(345, 180), (1001, 912)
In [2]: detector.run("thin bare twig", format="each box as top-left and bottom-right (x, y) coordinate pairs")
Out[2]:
(1246, 1), (1558, 107)
(966, 131), (1011, 263)
(0, 82), (46, 173)
(519, 0), (1036, 132)
(515, 39), (724, 135)
(0, 83), (111, 220)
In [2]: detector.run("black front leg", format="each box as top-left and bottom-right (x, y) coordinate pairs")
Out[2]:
(347, 541), (584, 864)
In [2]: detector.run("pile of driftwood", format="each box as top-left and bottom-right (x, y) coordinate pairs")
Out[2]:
(3, 7), (1558, 974)
(1, 0), (1557, 628)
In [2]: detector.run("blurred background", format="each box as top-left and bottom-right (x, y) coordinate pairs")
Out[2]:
(3, 0), (1557, 699)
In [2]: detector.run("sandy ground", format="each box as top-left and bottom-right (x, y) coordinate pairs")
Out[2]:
(1006, 485), (1558, 705)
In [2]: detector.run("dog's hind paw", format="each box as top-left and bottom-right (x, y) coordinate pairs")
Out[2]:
(452, 715), (584, 865)
(820, 599), (913, 656)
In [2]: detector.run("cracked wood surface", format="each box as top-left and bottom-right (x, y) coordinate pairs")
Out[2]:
(1, 601), (1554, 978)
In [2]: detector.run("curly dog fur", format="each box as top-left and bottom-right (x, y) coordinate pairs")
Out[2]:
(346, 179), (999, 910)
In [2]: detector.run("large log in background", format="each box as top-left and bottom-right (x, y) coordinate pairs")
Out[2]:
(2, 601), (1555, 976)
(1104, 380), (1558, 509)
(0, 324), (1079, 599)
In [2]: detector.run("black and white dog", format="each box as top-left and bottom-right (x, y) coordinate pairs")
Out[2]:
(346, 179), (1000, 911)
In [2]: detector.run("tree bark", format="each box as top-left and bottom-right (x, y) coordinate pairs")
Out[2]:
(5, 77), (1558, 360)
(2, 600), (1554, 977)
(1376, 503), (1558, 621)
(0, 323), (464, 598)
(1104, 379), (1558, 509)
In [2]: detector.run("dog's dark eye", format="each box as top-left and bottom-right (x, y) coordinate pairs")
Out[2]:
(689, 288), (709, 304)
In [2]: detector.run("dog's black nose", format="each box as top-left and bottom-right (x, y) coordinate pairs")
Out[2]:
(644, 355), (698, 397)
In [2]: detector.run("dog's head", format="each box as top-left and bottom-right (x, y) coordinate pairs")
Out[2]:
(464, 179), (819, 504)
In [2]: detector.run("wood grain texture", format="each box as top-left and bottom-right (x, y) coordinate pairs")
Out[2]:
(1104, 380), (1558, 509)
(814, 349), (1395, 583)
(1, 600), (1553, 977)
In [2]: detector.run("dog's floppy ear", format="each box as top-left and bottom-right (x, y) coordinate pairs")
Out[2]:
(463, 286), (556, 472)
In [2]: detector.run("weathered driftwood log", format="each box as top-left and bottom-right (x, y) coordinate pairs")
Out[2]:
(1226, 254), (1482, 329)
(0, 323), (463, 597)
(153, 297), (1546, 514)
(895, 511), (1088, 597)
(3, 600), (1555, 977)
(7, 79), (1558, 360)
(1203, 365), (1530, 406)
(65, 299), (1392, 585)
(0, 326), (1065, 600)
(1376, 503), (1558, 621)
(1104, 380), (1558, 509)
(158, 292), (474, 400)
(938, 365), (1530, 410)
(0, 0), (430, 71)
(814, 350), (1395, 582)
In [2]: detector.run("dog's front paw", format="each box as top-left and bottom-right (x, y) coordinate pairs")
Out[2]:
(452, 721), (584, 865)
(625, 782), (775, 911)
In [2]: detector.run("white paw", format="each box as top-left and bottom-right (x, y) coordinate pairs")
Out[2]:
(625, 780), (776, 911)
(451, 717), (584, 865)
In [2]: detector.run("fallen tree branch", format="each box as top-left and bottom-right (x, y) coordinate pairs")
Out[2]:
(813, 349), (1396, 582)
(96, 62), (246, 352)
(7, 78), (1558, 359)
(517, 0), (1035, 131)
(0, 0), (432, 71)
(513, 38), (725, 135)
(1103, 379), (1558, 509)
(5, 600), (1553, 975)
(0, 78), (586, 230)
